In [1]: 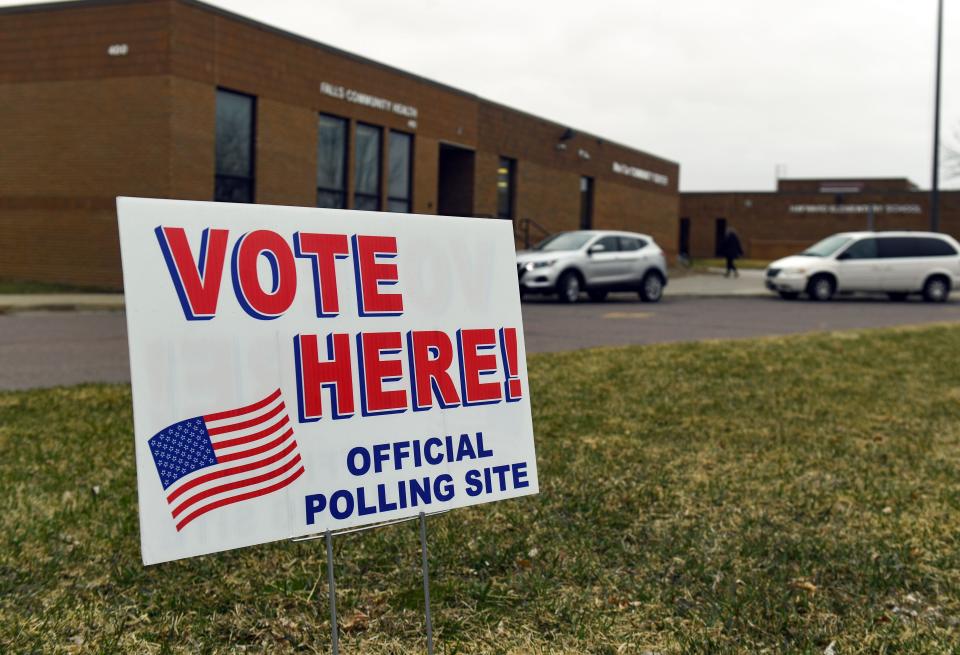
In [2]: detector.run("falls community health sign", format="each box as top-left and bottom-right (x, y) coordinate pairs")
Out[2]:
(117, 198), (538, 566)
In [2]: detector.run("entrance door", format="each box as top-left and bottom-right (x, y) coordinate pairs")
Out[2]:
(679, 218), (690, 257)
(579, 176), (594, 229)
(437, 144), (475, 216)
(714, 218), (727, 256)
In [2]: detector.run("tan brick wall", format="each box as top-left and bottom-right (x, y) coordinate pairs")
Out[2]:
(0, 76), (172, 288)
(680, 190), (960, 259)
(0, 0), (680, 288)
(169, 76), (214, 200)
(256, 97), (317, 207)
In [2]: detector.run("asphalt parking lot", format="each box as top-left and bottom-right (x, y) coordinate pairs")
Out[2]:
(3, 295), (960, 390)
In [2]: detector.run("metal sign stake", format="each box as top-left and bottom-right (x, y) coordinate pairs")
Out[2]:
(326, 529), (339, 655)
(419, 511), (434, 655)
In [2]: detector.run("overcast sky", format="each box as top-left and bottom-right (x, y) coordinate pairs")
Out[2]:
(4, 0), (958, 191)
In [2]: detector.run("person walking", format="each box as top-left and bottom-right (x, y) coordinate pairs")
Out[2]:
(721, 228), (743, 278)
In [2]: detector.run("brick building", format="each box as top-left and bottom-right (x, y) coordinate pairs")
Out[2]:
(0, 0), (679, 289)
(680, 178), (960, 261)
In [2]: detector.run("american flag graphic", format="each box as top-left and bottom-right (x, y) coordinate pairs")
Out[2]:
(148, 389), (305, 531)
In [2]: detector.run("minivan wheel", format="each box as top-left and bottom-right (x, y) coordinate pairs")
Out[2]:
(557, 271), (581, 303)
(922, 276), (950, 303)
(807, 275), (835, 301)
(639, 271), (664, 302)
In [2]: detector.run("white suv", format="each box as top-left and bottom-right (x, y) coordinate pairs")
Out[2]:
(765, 231), (960, 302)
(516, 230), (668, 303)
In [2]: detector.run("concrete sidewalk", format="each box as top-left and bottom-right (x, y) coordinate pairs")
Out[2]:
(666, 268), (767, 296)
(0, 270), (765, 312)
(0, 293), (125, 312)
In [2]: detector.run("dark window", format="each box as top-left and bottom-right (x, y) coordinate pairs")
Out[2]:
(387, 130), (412, 213)
(619, 236), (645, 251)
(592, 235), (620, 252)
(215, 89), (255, 203)
(317, 114), (348, 208)
(840, 238), (879, 260)
(497, 157), (516, 219)
(579, 176), (594, 229)
(354, 124), (381, 211)
(714, 218), (727, 257)
(879, 236), (958, 258)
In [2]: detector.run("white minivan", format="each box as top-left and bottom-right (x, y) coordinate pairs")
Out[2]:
(765, 231), (960, 302)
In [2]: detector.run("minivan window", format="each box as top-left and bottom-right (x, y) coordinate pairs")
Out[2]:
(839, 238), (879, 260)
(879, 236), (958, 258)
(534, 232), (594, 252)
(802, 235), (852, 257)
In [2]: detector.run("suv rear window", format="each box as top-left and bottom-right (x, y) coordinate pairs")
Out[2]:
(878, 236), (958, 258)
(619, 237), (646, 251)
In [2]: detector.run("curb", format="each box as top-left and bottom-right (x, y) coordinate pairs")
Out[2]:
(0, 295), (125, 313)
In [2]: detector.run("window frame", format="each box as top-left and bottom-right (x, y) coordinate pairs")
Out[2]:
(387, 129), (413, 213)
(214, 87), (256, 204)
(579, 176), (594, 230)
(353, 122), (383, 211)
(316, 113), (349, 209)
(496, 156), (516, 220)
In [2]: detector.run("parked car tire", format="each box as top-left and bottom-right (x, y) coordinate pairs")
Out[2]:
(639, 271), (664, 303)
(557, 271), (581, 303)
(922, 275), (950, 303)
(807, 274), (835, 301)
(587, 290), (608, 302)
(778, 291), (800, 300)
(887, 292), (908, 301)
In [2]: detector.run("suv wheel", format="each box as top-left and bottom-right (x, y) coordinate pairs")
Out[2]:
(807, 275), (835, 301)
(639, 271), (664, 303)
(557, 271), (581, 303)
(922, 276), (950, 303)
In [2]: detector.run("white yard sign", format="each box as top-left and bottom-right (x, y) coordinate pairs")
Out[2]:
(117, 198), (537, 565)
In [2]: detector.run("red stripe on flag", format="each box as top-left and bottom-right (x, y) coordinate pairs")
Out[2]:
(215, 427), (294, 463)
(211, 415), (290, 450)
(206, 402), (285, 436)
(203, 389), (281, 422)
(165, 440), (298, 504)
(175, 465), (305, 531)
(171, 453), (303, 519)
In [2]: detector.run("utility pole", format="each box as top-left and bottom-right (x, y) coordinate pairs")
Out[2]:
(931, 0), (944, 232)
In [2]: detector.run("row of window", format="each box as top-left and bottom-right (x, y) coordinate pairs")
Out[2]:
(839, 236), (957, 260)
(214, 88), (597, 225)
(214, 88), (412, 212)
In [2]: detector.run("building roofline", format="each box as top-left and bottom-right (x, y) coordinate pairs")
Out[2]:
(0, 0), (678, 168)
(680, 186), (957, 195)
(776, 176), (917, 183)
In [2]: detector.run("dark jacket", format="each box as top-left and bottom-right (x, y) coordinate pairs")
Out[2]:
(720, 231), (743, 259)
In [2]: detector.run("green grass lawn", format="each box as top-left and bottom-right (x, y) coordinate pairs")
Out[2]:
(2, 326), (959, 653)
(0, 278), (115, 295)
(690, 258), (772, 271)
